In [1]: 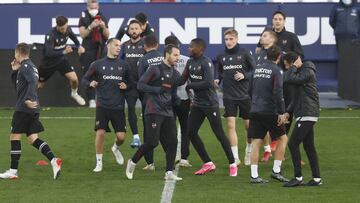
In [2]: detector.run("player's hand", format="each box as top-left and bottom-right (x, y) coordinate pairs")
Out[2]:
(277, 114), (286, 126)
(63, 46), (73, 54)
(24, 100), (38, 109)
(234, 71), (245, 81)
(78, 46), (85, 56)
(294, 57), (302, 69)
(214, 79), (220, 88)
(11, 59), (21, 71)
(118, 82), (127, 90)
(90, 19), (100, 29)
(99, 21), (106, 29)
(90, 80), (98, 88)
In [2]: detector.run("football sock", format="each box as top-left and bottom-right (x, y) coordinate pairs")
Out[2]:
(133, 134), (140, 140)
(96, 154), (103, 164)
(273, 160), (282, 173)
(251, 165), (258, 178)
(231, 146), (239, 160)
(32, 138), (55, 161)
(264, 145), (271, 152)
(10, 140), (21, 170)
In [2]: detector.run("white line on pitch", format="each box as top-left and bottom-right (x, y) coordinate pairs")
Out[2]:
(160, 126), (181, 203)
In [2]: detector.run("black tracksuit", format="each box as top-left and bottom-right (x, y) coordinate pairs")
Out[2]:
(181, 55), (234, 164)
(284, 62), (321, 179)
(216, 44), (256, 101)
(120, 39), (146, 135)
(131, 63), (180, 172)
(137, 49), (163, 164)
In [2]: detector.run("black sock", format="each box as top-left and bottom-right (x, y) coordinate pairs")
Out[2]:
(10, 140), (21, 170)
(32, 139), (55, 161)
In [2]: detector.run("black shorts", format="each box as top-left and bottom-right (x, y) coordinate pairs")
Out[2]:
(95, 107), (126, 133)
(11, 111), (44, 136)
(223, 99), (250, 119)
(248, 114), (286, 140)
(38, 59), (74, 82)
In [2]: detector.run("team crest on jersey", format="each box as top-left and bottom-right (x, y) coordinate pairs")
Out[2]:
(208, 63), (212, 67)
(118, 67), (122, 71)
(132, 46), (135, 49)
(102, 66), (105, 70)
(282, 40), (287, 45)
(166, 74), (170, 78)
(197, 65), (201, 70)
(127, 45), (131, 49)
(152, 123), (157, 128)
(237, 56), (242, 61)
(161, 77), (164, 81)
(222, 57), (226, 61)
(110, 67), (114, 70)
(229, 57), (233, 61)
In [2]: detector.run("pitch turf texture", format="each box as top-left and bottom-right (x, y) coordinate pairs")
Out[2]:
(0, 107), (359, 203)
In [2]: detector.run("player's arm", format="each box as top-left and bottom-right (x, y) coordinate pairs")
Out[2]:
(137, 66), (163, 94)
(284, 65), (311, 85)
(119, 62), (130, 90)
(22, 68), (38, 108)
(244, 51), (256, 80)
(99, 16), (110, 40)
(180, 60), (190, 85)
(171, 70), (181, 106)
(81, 62), (97, 88)
(273, 69), (285, 114)
(44, 34), (64, 58)
(214, 55), (223, 85)
(137, 58), (147, 80)
(186, 60), (213, 90)
(115, 26), (127, 41)
(292, 35), (304, 60)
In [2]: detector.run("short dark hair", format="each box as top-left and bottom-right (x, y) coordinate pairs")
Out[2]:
(164, 35), (180, 48)
(266, 45), (281, 61)
(135, 12), (147, 25)
(191, 38), (207, 51)
(143, 35), (158, 48)
(56, 16), (68, 27)
(163, 44), (179, 58)
(283, 51), (299, 64)
(128, 19), (142, 27)
(272, 10), (286, 20)
(106, 38), (120, 45)
(16, 42), (30, 56)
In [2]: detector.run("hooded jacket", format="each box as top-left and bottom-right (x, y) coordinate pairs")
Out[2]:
(284, 61), (320, 118)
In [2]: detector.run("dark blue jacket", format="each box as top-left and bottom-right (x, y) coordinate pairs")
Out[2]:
(330, 1), (360, 40)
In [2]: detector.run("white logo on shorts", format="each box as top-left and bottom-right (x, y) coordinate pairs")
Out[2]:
(297, 123), (301, 128)
(152, 123), (157, 128)
(213, 112), (217, 116)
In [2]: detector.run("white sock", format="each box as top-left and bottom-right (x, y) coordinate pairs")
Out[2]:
(250, 165), (258, 178)
(273, 160), (282, 173)
(130, 159), (137, 166)
(96, 154), (103, 164)
(264, 145), (271, 152)
(313, 178), (321, 182)
(113, 143), (119, 149)
(205, 161), (214, 165)
(71, 88), (78, 95)
(296, 176), (303, 181)
(246, 143), (252, 152)
(231, 146), (239, 160)
(133, 134), (140, 140)
(230, 163), (237, 167)
(9, 168), (18, 174)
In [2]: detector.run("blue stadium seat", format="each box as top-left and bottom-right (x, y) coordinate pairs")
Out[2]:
(243, 0), (267, 2)
(181, 0), (209, 2)
(121, 0), (146, 2)
(99, 0), (115, 2)
(212, 0), (240, 2)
